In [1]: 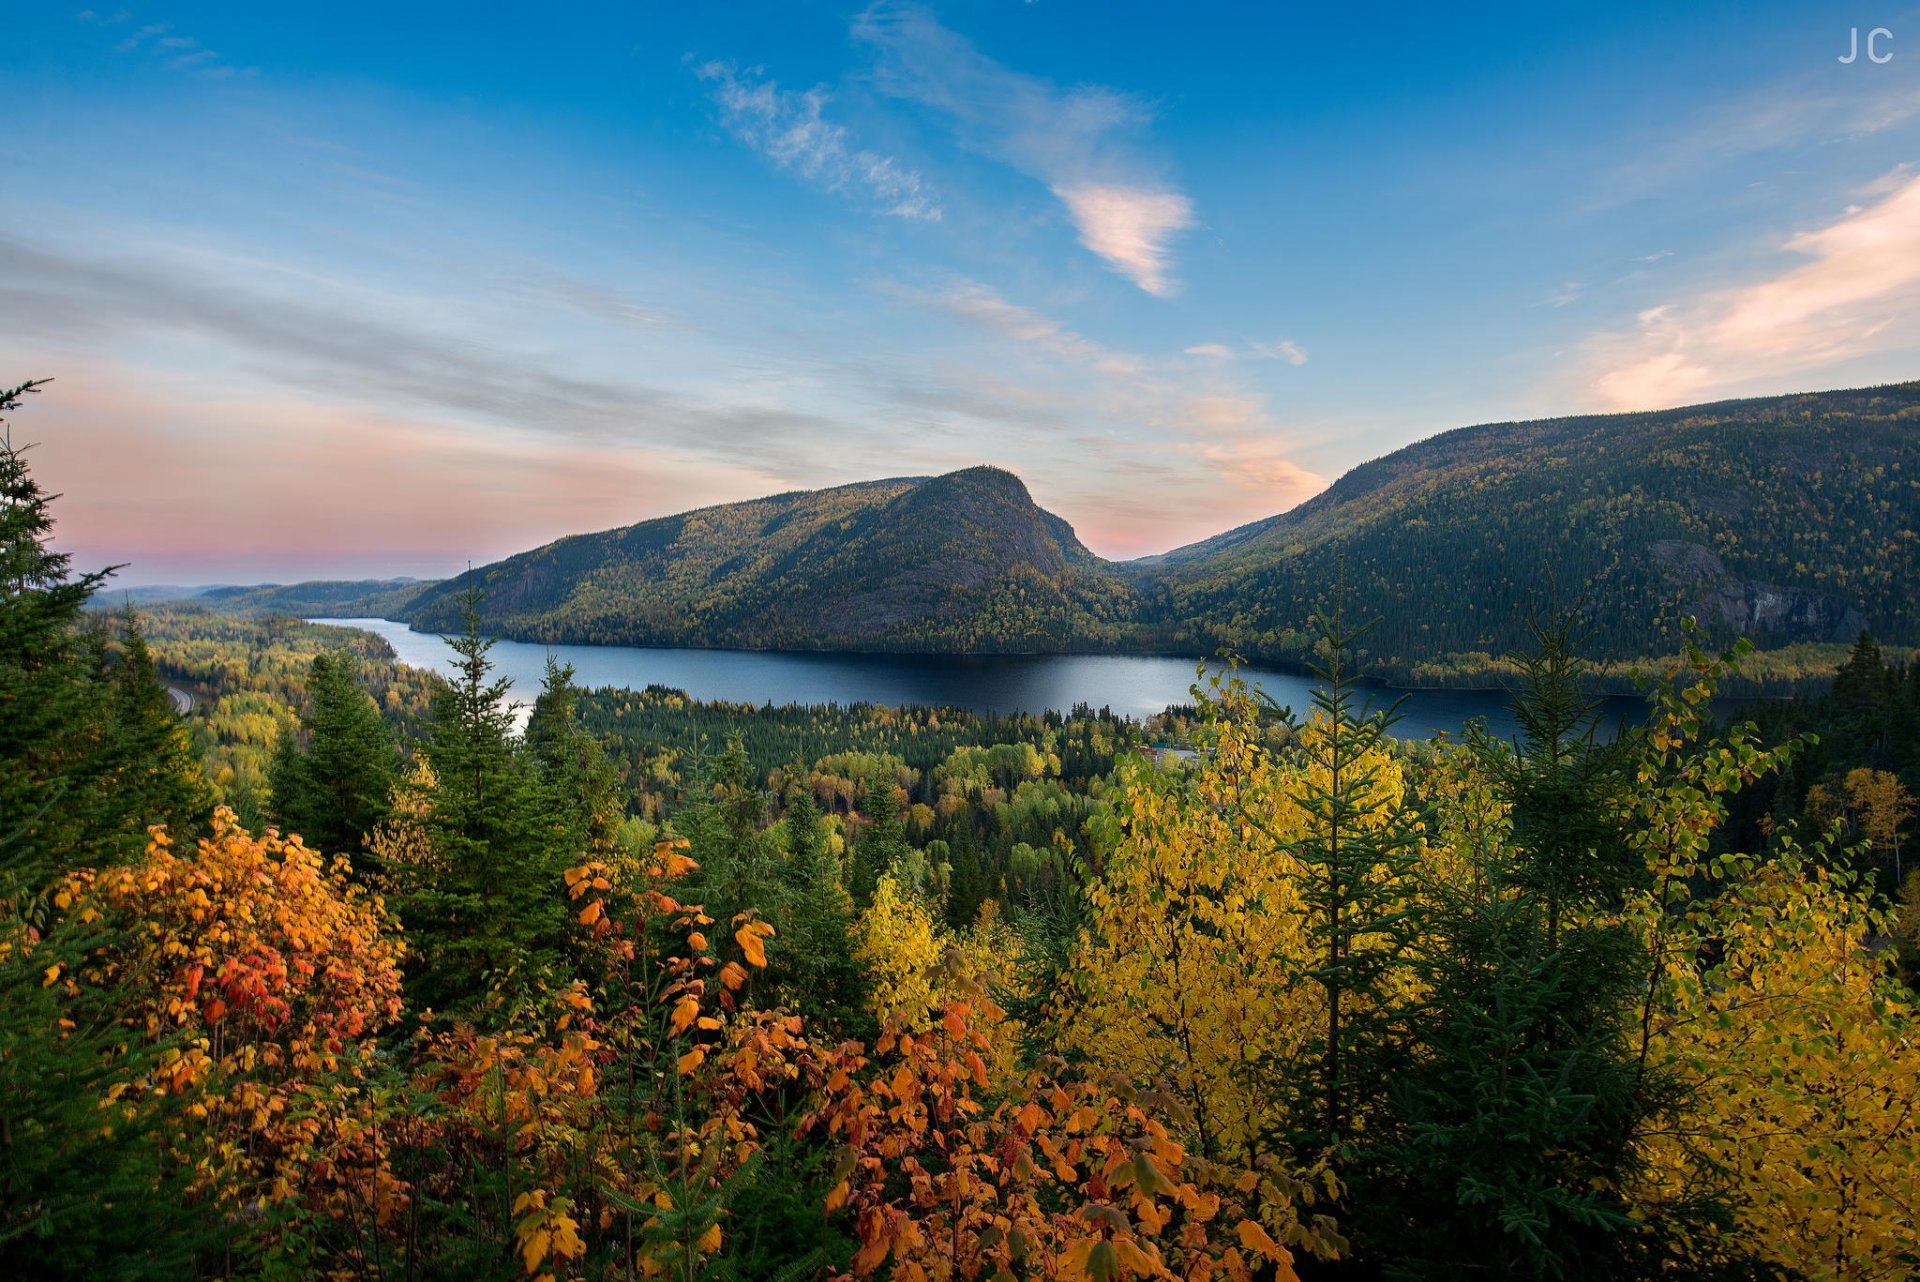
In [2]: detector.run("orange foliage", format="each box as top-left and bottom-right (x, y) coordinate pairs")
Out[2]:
(804, 996), (1342, 1281)
(56, 809), (406, 1230)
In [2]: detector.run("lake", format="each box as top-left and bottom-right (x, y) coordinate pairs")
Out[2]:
(325, 617), (1642, 742)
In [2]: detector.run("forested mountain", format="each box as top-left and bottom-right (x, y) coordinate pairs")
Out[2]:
(195, 577), (434, 617)
(1149, 382), (1920, 675)
(199, 382), (1920, 683)
(401, 466), (1142, 651)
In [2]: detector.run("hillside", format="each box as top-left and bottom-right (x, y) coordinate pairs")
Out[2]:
(195, 578), (435, 618)
(178, 382), (1920, 683)
(401, 466), (1142, 652)
(1150, 382), (1920, 677)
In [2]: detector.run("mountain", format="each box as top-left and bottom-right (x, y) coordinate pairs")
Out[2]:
(191, 578), (436, 617)
(401, 466), (1141, 652)
(1148, 382), (1920, 677)
(191, 381), (1920, 685)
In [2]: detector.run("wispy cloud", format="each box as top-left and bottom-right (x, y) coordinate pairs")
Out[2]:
(1186, 338), (1308, 365)
(98, 11), (254, 78)
(1176, 394), (1327, 499)
(1581, 168), (1920, 409)
(1183, 342), (1236, 361)
(0, 234), (869, 482)
(695, 60), (940, 221)
(902, 278), (1324, 519)
(1249, 338), (1309, 365)
(1610, 77), (1920, 199)
(854, 3), (1194, 295)
(919, 279), (1142, 374)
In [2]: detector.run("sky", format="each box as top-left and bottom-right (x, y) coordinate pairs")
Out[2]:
(5, 1), (1920, 583)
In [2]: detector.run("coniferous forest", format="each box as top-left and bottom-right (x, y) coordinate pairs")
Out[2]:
(9, 364), (1920, 1282)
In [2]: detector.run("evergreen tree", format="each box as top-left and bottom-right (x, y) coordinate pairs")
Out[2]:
(773, 789), (871, 1034)
(399, 589), (566, 1017)
(524, 656), (622, 858)
(1264, 603), (1422, 1161)
(267, 649), (396, 863)
(679, 737), (776, 925)
(0, 380), (207, 1276)
(104, 609), (209, 836)
(848, 771), (907, 907)
(1366, 616), (1680, 1277)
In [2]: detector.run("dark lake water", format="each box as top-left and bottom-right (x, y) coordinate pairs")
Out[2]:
(326, 618), (1644, 743)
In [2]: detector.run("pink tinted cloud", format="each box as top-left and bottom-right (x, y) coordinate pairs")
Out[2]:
(1584, 169), (1920, 409)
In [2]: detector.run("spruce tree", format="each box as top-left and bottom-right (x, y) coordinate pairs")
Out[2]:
(400, 589), (565, 1017)
(848, 771), (907, 907)
(1366, 614), (1700, 1277)
(525, 656), (622, 858)
(0, 380), (206, 1275)
(678, 737), (778, 935)
(268, 649), (396, 863)
(774, 789), (871, 1034)
(1263, 603), (1421, 1160)
(103, 609), (209, 837)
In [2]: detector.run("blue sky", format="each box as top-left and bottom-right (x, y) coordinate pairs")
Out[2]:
(5, 1), (1919, 581)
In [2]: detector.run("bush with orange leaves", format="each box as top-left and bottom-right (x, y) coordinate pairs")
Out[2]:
(51, 808), (407, 1242)
(403, 837), (825, 1281)
(802, 991), (1345, 1282)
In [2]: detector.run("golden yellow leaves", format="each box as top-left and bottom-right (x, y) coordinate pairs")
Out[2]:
(732, 917), (772, 969)
(513, 1189), (585, 1279)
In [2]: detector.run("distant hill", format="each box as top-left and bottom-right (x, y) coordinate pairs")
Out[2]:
(192, 578), (435, 618)
(187, 382), (1920, 685)
(1147, 382), (1920, 677)
(401, 466), (1142, 652)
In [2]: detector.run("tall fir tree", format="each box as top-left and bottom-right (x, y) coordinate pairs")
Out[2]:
(268, 649), (396, 863)
(1365, 615), (1690, 1278)
(524, 656), (622, 859)
(399, 588), (567, 1017)
(104, 609), (209, 838)
(773, 787), (871, 1034)
(1, 380), (208, 1276)
(848, 771), (907, 908)
(1264, 603), (1422, 1164)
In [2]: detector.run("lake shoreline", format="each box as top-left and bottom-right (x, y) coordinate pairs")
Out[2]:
(305, 612), (1824, 701)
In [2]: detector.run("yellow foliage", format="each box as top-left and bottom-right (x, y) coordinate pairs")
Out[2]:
(854, 872), (944, 1032)
(1063, 705), (1411, 1162)
(1642, 855), (1920, 1281)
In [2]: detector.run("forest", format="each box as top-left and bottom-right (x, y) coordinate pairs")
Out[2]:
(7, 374), (1920, 1282)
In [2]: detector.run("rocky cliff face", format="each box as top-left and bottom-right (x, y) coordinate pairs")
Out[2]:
(1650, 540), (1866, 643)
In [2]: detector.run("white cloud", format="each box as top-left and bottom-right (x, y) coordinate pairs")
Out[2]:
(854, 4), (1193, 295)
(1184, 342), (1235, 361)
(695, 61), (940, 221)
(1191, 338), (1308, 365)
(1052, 184), (1193, 297)
(1249, 338), (1309, 365)
(1583, 169), (1920, 409)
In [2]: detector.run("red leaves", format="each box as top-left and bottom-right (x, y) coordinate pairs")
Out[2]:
(803, 999), (1298, 1282)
